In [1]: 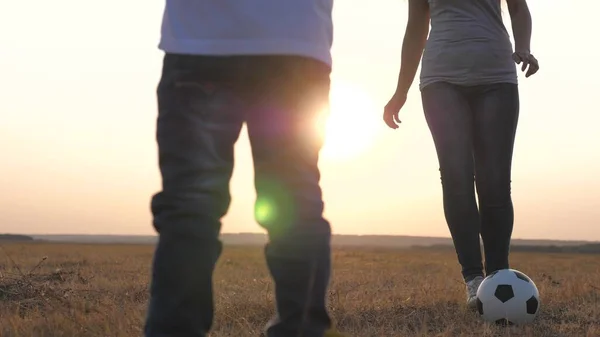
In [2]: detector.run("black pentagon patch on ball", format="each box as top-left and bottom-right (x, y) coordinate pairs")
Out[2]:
(514, 270), (531, 283)
(494, 284), (515, 303)
(495, 318), (514, 326)
(476, 297), (484, 315)
(526, 295), (539, 314)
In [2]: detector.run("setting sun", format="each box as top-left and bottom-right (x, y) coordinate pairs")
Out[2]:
(319, 83), (380, 161)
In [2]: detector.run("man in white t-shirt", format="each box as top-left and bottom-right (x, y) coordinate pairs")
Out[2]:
(144, 1), (337, 337)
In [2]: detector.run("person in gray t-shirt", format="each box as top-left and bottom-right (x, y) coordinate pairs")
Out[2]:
(383, 0), (539, 309)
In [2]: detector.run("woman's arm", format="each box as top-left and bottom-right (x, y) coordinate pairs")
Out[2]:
(506, 0), (539, 77)
(394, 0), (431, 96)
(506, 0), (532, 53)
(383, 0), (430, 129)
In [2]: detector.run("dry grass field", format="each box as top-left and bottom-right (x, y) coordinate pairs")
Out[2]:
(1, 242), (599, 337)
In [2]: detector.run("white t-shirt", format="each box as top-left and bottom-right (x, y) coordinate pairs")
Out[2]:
(159, 0), (334, 67)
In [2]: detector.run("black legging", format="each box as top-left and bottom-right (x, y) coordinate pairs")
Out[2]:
(421, 81), (519, 281)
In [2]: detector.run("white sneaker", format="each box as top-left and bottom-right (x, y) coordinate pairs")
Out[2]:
(465, 276), (484, 309)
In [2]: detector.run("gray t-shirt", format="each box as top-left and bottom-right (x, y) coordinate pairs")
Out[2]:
(419, 0), (518, 90)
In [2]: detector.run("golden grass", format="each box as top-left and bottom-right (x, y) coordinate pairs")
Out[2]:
(0, 242), (599, 337)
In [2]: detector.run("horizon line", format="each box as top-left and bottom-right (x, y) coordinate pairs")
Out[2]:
(4, 232), (598, 243)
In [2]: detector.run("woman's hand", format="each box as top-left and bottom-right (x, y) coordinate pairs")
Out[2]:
(383, 92), (407, 129)
(512, 51), (539, 78)
(506, 0), (538, 77)
(384, 0), (429, 130)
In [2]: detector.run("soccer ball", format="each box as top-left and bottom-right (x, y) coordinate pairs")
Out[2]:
(476, 269), (540, 325)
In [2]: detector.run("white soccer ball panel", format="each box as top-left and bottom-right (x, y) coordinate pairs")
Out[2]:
(476, 269), (540, 325)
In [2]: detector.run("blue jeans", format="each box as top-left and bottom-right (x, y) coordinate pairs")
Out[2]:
(421, 82), (520, 281)
(144, 54), (333, 337)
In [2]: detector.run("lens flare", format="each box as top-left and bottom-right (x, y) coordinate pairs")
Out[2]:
(319, 83), (379, 161)
(254, 179), (295, 236)
(255, 197), (277, 226)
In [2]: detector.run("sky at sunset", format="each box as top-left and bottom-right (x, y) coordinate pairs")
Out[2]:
(1, 1), (599, 241)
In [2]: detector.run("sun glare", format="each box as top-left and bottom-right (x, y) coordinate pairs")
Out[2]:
(319, 83), (380, 161)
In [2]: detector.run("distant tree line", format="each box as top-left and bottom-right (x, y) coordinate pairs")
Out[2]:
(412, 243), (600, 254)
(510, 243), (600, 254)
(0, 234), (34, 242)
